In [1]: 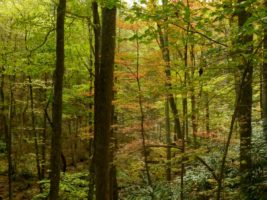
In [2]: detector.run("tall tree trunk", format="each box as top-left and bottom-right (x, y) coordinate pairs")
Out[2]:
(41, 75), (48, 180)
(237, 0), (253, 196)
(157, 0), (182, 140)
(41, 107), (47, 179)
(135, 31), (153, 198)
(262, 0), (267, 140)
(88, 2), (101, 200)
(190, 45), (198, 148)
(28, 76), (42, 189)
(49, 0), (66, 199)
(94, 4), (116, 200)
(7, 80), (14, 200)
(0, 73), (13, 200)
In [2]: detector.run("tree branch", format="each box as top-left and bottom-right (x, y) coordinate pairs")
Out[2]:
(171, 22), (228, 48)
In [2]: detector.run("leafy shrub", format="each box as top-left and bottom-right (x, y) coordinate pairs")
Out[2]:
(32, 172), (89, 200)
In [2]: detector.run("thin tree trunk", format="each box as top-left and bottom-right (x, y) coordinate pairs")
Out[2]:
(190, 45), (198, 148)
(41, 75), (47, 180)
(216, 1), (253, 197)
(181, 1), (190, 198)
(135, 31), (153, 199)
(28, 76), (42, 189)
(94, 4), (116, 200)
(7, 80), (14, 200)
(156, 0), (182, 140)
(49, 0), (66, 199)
(41, 107), (47, 179)
(183, 15), (189, 141)
(165, 98), (172, 181)
(216, 60), (252, 200)
(88, 2), (101, 199)
(205, 92), (210, 134)
(157, 24), (182, 140)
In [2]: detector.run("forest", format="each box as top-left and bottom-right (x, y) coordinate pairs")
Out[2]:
(0, 0), (266, 199)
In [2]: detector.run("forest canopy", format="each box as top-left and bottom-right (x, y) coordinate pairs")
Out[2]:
(0, 0), (266, 199)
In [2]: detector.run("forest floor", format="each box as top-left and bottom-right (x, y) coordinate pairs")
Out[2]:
(0, 175), (6, 199)
(0, 159), (88, 200)
(0, 174), (39, 200)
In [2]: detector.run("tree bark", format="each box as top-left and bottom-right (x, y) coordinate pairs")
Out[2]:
(94, 4), (116, 200)
(88, 2), (101, 200)
(237, 0), (253, 196)
(262, 0), (267, 140)
(165, 98), (172, 181)
(49, 0), (66, 199)
(0, 73), (13, 200)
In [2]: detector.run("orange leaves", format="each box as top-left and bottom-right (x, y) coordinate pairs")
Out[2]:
(117, 19), (143, 31)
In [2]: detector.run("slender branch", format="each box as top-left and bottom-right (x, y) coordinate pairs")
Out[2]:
(171, 22), (228, 47)
(196, 156), (219, 181)
(26, 28), (55, 53)
(66, 10), (90, 20)
(216, 61), (251, 200)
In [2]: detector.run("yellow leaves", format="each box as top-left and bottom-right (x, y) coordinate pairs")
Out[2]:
(117, 18), (143, 31)
(78, 126), (93, 140)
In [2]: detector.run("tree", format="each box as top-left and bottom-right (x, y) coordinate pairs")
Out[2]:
(49, 0), (66, 199)
(236, 0), (253, 196)
(94, 2), (117, 199)
(263, 0), (267, 140)
(156, 0), (183, 140)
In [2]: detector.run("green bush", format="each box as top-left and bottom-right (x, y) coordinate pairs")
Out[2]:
(32, 172), (89, 200)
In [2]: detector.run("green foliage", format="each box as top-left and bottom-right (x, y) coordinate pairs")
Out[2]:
(33, 172), (89, 200)
(120, 181), (177, 200)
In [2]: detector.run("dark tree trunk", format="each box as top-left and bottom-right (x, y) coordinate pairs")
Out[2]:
(49, 0), (66, 199)
(237, 0), (253, 196)
(7, 80), (14, 200)
(154, 0), (182, 141)
(109, 67), (118, 200)
(94, 4), (116, 200)
(88, 2), (101, 200)
(262, 0), (267, 140)
(157, 27), (182, 140)
(165, 98), (171, 181)
(0, 73), (13, 200)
